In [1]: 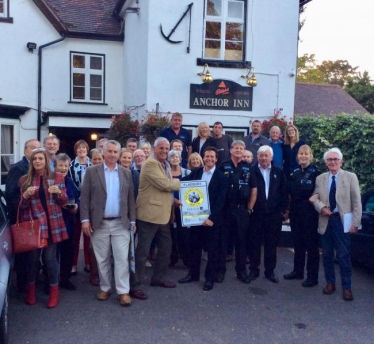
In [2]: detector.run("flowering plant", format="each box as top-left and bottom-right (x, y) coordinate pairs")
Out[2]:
(107, 112), (139, 146)
(262, 109), (292, 137)
(139, 112), (171, 144)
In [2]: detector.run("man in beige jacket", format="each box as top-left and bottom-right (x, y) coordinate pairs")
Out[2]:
(310, 147), (361, 301)
(130, 137), (180, 300)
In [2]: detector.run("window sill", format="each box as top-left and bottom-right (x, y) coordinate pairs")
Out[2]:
(197, 58), (251, 69)
(68, 101), (107, 105)
(0, 17), (14, 23)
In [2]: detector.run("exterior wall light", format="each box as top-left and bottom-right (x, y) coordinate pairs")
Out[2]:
(241, 67), (257, 87)
(27, 42), (37, 53)
(197, 64), (213, 83)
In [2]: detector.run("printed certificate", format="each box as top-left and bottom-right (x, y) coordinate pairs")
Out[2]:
(180, 181), (210, 227)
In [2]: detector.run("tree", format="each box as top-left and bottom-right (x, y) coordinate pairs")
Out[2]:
(297, 53), (325, 83)
(345, 71), (374, 114)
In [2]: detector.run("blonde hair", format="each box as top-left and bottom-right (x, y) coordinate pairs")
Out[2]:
(197, 122), (210, 137)
(187, 153), (204, 169)
(297, 144), (313, 162)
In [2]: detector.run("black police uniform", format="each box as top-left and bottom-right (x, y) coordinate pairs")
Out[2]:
(219, 160), (257, 280)
(287, 164), (321, 282)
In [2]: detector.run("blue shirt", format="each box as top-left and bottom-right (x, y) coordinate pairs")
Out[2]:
(269, 139), (283, 168)
(159, 126), (192, 162)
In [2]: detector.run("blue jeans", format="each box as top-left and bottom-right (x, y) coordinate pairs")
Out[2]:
(321, 214), (352, 290)
(27, 241), (59, 286)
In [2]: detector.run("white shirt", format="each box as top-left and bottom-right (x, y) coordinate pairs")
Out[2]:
(103, 162), (121, 218)
(258, 164), (271, 199)
(202, 166), (215, 187)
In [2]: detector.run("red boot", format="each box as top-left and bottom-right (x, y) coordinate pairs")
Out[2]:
(25, 283), (36, 305)
(47, 286), (59, 308)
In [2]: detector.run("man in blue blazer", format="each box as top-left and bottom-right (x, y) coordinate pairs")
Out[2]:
(178, 147), (228, 291)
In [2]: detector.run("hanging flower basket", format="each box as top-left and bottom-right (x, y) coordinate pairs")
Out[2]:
(139, 112), (171, 144)
(107, 112), (139, 147)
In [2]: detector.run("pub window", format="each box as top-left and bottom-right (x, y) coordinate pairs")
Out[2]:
(0, 0), (13, 23)
(0, 124), (15, 186)
(70, 52), (105, 104)
(203, 0), (245, 61)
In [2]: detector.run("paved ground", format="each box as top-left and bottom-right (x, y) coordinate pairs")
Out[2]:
(8, 247), (374, 344)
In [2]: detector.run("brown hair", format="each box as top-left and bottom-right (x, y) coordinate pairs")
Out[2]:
(284, 124), (300, 144)
(21, 149), (52, 191)
(74, 140), (89, 155)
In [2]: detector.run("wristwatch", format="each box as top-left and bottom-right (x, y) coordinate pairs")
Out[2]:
(247, 209), (253, 214)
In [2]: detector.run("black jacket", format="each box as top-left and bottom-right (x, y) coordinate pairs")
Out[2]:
(5, 156), (29, 224)
(182, 167), (228, 226)
(191, 136), (217, 156)
(253, 164), (288, 214)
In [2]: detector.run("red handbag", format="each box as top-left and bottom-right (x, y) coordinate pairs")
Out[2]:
(11, 198), (48, 253)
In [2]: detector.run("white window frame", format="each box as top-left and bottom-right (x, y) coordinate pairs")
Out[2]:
(224, 128), (247, 141)
(0, 0), (8, 17)
(0, 119), (19, 189)
(203, 0), (245, 61)
(70, 52), (105, 104)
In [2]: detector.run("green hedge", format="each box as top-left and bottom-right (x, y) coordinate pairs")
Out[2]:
(294, 113), (374, 191)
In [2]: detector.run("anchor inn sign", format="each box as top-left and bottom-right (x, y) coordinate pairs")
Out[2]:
(190, 80), (253, 111)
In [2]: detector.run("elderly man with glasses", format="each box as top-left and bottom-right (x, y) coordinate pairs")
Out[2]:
(310, 147), (361, 301)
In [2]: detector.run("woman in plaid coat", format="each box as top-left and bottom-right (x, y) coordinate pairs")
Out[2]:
(19, 148), (68, 308)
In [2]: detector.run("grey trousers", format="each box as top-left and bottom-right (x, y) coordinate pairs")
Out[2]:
(131, 219), (172, 290)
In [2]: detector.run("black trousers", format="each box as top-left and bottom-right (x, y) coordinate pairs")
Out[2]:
(189, 224), (223, 282)
(289, 203), (320, 280)
(59, 232), (75, 281)
(224, 206), (250, 274)
(170, 208), (191, 267)
(249, 211), (282, 275)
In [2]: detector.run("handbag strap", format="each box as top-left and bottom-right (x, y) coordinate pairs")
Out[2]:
(16, 188), (33, 225)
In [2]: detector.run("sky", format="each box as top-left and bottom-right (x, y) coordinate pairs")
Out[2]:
(298, 0), (374, 78)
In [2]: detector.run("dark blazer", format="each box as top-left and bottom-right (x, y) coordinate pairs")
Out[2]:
(191, 136), (217, 156)
(253, 165), (288, 214)
(5, 156), (29, 224)
(182, 167), (228, 227)
(80, 163), (136, 230)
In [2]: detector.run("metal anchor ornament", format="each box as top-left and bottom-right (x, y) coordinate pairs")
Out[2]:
(160, 3), (193, 50)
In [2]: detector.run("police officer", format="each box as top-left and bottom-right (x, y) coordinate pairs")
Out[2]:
(284, 145), (321, 287)
(219, 140), (257, 284)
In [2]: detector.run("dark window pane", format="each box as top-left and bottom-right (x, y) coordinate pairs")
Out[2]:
(90, 88), (102, 101)
(1, 125), (14, 154)
(0, 3), (4, 13)
(204, 40), (220, 59)
(226, 23), (243, 41)
(90, 56), (102, 70)
(206, 22), (221, 39)
(73, 87), (85, 99)
(90, 74), (102, 88)
(207, 0), (222, 16)
(225, 42), (242, 61)
(73, 55), (85, 68)
(73, 73), (85, 86)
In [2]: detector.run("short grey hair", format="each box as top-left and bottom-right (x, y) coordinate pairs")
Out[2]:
(270, 126), (280, 133)
(140, 142), (151, 149)
(103, 140), (121, 152)
(43, 135), (60, 146)
(54, 153), (71, 166)
(231, 140), (246, 149)
(168, 150), (181, 160)
(154, 137), (170, 147)
(324, 147), (343, 161)
(257, 145), (273, 157)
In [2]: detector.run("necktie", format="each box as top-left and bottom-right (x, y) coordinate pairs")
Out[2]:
(329, 176), (336, 211)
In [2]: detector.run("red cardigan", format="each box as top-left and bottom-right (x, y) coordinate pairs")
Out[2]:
(19, 172), (68, 243)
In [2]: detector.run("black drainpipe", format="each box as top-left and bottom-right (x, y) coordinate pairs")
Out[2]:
(37, 34), (65, 141)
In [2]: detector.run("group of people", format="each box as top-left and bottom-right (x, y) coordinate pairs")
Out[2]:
(5, 112), (361, 309)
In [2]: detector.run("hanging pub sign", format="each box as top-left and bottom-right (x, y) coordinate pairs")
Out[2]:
(190, 79), (253, 111)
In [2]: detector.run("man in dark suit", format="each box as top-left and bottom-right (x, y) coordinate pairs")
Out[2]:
(80, 140), (136, 306)
(5, 139), (41, 292)
(178, 147), (228, 291)
(249, 145), (288, 283)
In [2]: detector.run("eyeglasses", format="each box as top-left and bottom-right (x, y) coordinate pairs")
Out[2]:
(326, 158), (341, 163)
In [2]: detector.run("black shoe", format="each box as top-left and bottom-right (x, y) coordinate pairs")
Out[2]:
(301, 278), (318, 288)
(265, 273), (279, 284)
(178, 274), (199, 283)
(60, 279), (77, 290)
(283, 271), (304, 280)
(203, 281), (214, 291)
(214, 273), (225, 283)
(236, 272), (251, 284)
(249, 271), (259, 280)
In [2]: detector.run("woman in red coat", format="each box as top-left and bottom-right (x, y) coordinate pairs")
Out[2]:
(19, 148), (68, 308)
